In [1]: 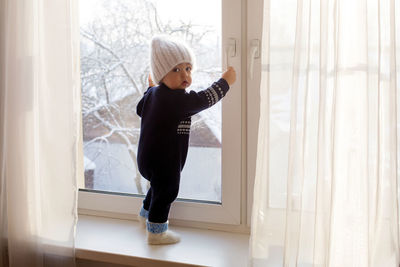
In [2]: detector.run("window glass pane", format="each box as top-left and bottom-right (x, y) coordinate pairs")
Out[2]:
(80, 0), (222, 202)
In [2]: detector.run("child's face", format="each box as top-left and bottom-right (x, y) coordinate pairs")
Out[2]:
(161, 63), (192, 90)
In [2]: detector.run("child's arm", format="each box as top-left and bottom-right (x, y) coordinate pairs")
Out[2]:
(137, 75), (155, 117)
(136, 96), (145, 117)
(177, 67), (236, 118)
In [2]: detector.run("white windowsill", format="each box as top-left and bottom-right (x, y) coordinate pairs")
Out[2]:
(75, 215), (250, 267)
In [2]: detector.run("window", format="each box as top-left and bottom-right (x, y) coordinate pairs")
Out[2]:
(78, 0), (243, 225)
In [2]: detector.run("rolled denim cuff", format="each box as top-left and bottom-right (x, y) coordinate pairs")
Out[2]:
(147, 221), (168, 234)
(140, 207), (149, 218)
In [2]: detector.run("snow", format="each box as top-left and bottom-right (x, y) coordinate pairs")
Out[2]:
(84, 156), (96, 170)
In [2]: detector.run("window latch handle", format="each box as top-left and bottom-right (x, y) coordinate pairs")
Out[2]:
(248, 39), (260, 80)
(224, 38), (236, 69)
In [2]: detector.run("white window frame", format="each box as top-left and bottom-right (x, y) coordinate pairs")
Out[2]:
(78, 0), (250, 227)
(246, 0), (264, 226)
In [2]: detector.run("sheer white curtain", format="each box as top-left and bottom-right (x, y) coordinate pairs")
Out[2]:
(0, 0), (82, 266)
(250, 0), (400, 266)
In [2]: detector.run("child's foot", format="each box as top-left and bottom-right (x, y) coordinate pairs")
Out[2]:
(146, 221), (180, 245)
(147, 230), (181, 245)
(138, 206), (148, 229)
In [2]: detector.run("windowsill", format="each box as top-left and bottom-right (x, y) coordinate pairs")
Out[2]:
(75, 215), (250, 267)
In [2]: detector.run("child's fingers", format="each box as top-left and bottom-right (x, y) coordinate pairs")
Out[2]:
(148, 74), (155, 87)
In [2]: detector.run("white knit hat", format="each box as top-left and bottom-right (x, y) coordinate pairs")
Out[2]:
(150, 36), (195, 84)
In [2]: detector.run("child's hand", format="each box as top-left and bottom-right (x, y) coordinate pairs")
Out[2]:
(222, 66), (236, 86)
(148, 74), (155, 87)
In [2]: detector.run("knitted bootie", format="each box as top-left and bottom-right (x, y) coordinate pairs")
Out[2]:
(146, 221), (180, 245)
(138, 206), (148, 228)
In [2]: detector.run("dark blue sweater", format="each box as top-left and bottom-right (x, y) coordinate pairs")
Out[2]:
(136, 78), (230, 180)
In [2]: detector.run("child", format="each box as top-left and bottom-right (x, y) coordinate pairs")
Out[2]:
(136, 36), (236, 245)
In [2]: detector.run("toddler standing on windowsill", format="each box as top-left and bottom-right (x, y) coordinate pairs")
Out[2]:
(136, 36), (236, 245)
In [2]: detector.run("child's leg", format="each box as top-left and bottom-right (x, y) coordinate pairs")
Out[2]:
(138, 187), (152, 228)
(146, 174), (180, 244)
(143, 187), (152, 211)
(148, 177), (179, 223)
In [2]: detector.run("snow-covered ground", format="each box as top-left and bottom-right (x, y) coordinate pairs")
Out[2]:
(84, 142), (221, 202)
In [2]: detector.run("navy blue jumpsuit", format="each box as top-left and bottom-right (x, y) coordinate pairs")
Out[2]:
(136, 78), (230, 223)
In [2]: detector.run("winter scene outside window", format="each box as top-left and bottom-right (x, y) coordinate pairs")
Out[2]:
(80, 0), (222, 202)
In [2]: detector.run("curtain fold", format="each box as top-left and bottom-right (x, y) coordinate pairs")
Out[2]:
(250, 0), (400, 266)
(0, 0), (82, 266)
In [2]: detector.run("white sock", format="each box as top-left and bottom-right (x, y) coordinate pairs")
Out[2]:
(146, 221), (180, 245)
